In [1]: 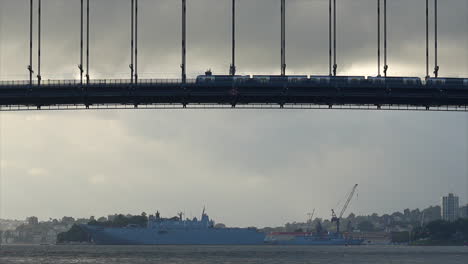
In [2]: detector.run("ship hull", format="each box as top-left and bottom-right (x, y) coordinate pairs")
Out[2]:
(269, 239), (365, 245)
(265, 232), (365, 246)
(81, 225), (266, 245)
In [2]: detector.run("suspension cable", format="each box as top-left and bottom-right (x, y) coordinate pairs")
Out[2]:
(383, 0), (388, 77)
(80, 0), (84, 85)
(181, 0), (186, 83)
(230, 0), (236, 76)
(130, 0), (134, 83)
(281, 0), (286, 76)
(29, 0), (33, 86)
(37, 0), (41, 85)
(329, 0), (332, 76)
(377, 0), (381, 77)
(333, 0), (337, 76)
(135, 0), (138, 84)
(426, 0), (429, 79)
(434, 0), (439, 78)
(86, 0), (90, 84)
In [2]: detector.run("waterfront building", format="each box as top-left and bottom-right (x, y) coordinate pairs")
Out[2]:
(460, 204), (468, 219)
(441, 193), (459, 222)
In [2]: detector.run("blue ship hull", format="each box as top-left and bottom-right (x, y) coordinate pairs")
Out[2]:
(265, 233), (365, 246)
(269, 238), (365, 245)
(81, 225), (266, 245)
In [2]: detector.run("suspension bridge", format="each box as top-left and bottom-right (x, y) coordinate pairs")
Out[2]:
(0, 0), (467, 112)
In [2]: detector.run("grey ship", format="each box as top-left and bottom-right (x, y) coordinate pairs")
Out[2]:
(81, 210), (265, 245)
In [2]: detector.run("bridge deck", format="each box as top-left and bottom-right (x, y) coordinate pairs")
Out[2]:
(1, 80), (468, 111)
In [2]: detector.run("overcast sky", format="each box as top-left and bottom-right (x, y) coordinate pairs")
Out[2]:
(0, 0), (467, 227)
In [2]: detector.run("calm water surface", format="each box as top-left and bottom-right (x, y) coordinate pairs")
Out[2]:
(1, 245), (468, 264)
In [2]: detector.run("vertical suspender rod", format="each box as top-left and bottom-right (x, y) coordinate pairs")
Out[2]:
(29, 0), (34, 86)
(281, 0), (286, 76)
(37, 0), (41, 85)
(135, 0), (138, 83)
(130, 0), (134, 83)
(86, 0), (90, 84)
(434, 0), (439, 78)
(230, 0), (236, 76)
(333, 0), (337, 76)
(377, 0), (381, 77)
(426, 0), (429, 79)
(383, 0), (388, 77)
(80, 0), (84, 85)
(181, 0), (186, 83)
(329, 0), (332, 76)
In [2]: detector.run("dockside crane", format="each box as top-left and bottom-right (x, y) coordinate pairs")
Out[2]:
(307, 209), (316, 223)
(331, 184), (358, 233)
(307, 209), (316, 232)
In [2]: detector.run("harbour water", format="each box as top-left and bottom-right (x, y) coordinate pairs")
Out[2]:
(1, 245), (468, 264)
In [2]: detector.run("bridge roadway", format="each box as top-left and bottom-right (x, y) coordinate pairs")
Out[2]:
(0, 79), (468, 111)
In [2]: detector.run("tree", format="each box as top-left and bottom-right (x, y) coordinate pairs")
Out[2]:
(112, 215), (128, 227)
(391, 231), (410, 243)
(61, 217), (75, 224)
(425, 220), (460, 241)
(358, 221), (375, 232)
(404, 209), (410, 217)
(57, 225), (90, 243)
(316, 221), (323, 234)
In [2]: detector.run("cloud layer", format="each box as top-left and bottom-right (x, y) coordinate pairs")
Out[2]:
(0, 0), (467, 227)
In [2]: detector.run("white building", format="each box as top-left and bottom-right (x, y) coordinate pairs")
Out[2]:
(441, 193), (459, 222)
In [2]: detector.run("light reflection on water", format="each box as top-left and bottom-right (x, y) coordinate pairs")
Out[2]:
(1, 245), (468, 264)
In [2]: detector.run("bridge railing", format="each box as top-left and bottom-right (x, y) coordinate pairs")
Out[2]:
(0, 78), (196, 87)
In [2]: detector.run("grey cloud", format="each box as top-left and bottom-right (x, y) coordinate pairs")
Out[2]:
(0, 0), (467, 227)
(2, 109), (467, 227)
(1, 0), (467, 78)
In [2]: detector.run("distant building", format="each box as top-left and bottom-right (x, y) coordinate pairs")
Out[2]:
(441, 193), (459, 222)
(460, 204), (468, 219)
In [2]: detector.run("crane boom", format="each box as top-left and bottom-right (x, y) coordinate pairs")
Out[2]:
(331, 184), (358, 234)
(339, 184), (358, 218)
